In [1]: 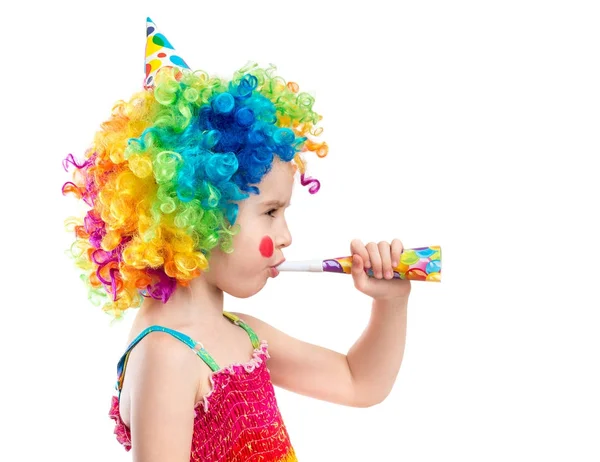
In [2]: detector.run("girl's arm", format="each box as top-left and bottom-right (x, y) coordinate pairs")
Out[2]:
(125, 333), (200, 461)
(234, 297), (407, 408)
(346, 296), (408, 405)
(234, 238), (411, 408)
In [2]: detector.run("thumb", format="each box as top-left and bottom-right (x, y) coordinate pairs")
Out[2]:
(351, 254), (366, 279)
(351, 254), (368, 291)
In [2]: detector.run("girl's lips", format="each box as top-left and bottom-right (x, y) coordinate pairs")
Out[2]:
(269, 267), (280, 278)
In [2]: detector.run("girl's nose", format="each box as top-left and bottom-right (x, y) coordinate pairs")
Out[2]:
(278, 222), (292, 249)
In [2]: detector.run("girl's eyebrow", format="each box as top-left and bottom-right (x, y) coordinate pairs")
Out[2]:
(261, 200), (291, 208)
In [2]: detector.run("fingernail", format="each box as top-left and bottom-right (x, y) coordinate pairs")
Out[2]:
(385, 271), (392, 279)
(392, 261), (398, 268)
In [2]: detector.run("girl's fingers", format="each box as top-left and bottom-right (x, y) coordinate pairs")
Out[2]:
(378, 241), (393, 279)
(351, 238), (404, 279)
(390, 239), (404, 268)
(351, 254), (369, 290)
(366, 242), (382, 278)
(350, 238), (371, 268)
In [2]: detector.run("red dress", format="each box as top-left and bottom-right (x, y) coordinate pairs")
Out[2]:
(109, 312), (298, 461)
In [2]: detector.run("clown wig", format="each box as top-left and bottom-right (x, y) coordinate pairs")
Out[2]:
(63, 61), (327, 319)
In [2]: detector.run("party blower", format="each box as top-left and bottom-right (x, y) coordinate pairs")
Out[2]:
(276, 246), (442, 282)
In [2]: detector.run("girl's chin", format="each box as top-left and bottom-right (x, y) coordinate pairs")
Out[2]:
(226, 275), (268, 299)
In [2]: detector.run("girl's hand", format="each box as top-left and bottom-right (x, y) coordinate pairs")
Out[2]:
(350, 238), (411, 301)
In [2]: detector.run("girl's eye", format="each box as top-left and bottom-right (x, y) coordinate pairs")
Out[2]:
(266, 209), (277, 217)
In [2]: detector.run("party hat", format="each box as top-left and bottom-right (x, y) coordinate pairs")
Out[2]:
(144, 17), (191, 88)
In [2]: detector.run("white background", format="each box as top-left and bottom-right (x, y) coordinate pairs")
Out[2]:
(1, 0), (598, 460)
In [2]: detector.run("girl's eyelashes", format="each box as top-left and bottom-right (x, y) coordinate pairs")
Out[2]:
(266, 208), (277, 217)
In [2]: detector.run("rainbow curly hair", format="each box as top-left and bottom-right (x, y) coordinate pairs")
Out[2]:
(62, 62), (327, 319)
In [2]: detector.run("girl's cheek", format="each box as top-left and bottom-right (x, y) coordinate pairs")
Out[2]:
(259, 236), (274, 258)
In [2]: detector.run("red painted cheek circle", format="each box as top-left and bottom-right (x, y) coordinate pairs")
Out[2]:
(259, 236), (274, 258)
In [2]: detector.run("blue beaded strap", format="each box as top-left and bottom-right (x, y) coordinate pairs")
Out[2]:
(222, 311), (260, 349)
(115, 311), (260, 395)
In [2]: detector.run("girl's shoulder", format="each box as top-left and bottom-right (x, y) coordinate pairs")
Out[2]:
(115, 329), (204, 456)
(123, 329), (205, 391)
(116, 325), (207, 427)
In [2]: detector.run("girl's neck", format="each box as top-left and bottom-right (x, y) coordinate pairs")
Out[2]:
(138, 275), (225, 326)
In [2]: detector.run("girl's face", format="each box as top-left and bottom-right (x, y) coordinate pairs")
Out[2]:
(204, 158), (294, 298)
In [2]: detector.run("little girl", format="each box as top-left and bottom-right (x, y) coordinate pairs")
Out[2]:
(63, 18), (411, 462)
